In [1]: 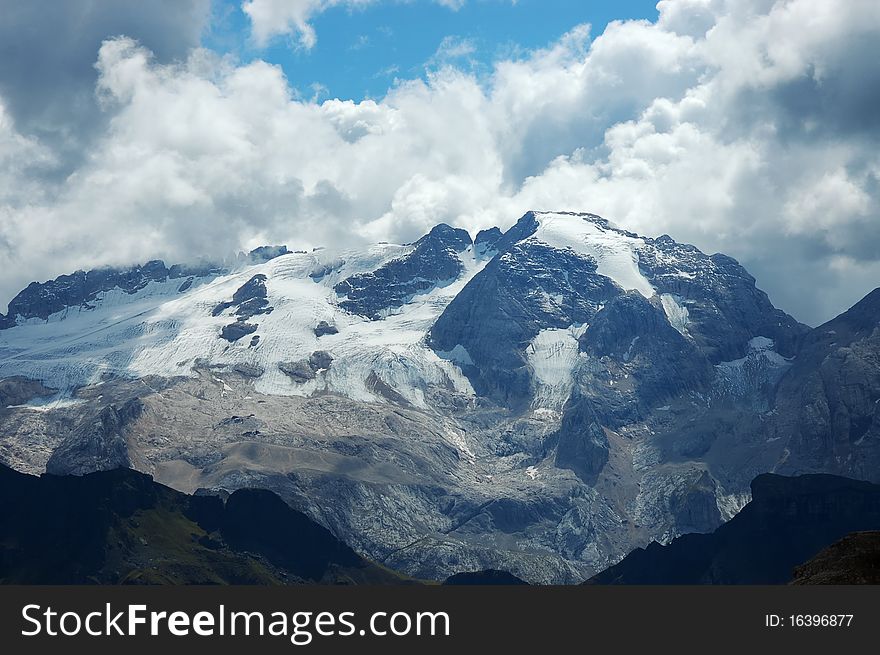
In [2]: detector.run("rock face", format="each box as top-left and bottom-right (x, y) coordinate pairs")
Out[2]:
(334, 224), (473, 319)
(443, 569), (528, 585)
(0, 210), (876, 584)
(474, 227), (503, 255)
(233, 363), (265, 378)
(586, 474), (880, 584)
(0, 245), (292, 329)
(220, 322), (258, 343)
(213, 274), (274, 342)
(279, 351), (333, 383)
(0, 377), (54, 409)
(46, 399), (144, 476)
(791, 531), (880, 584)
(429, 212), (806, 407)
(0, 260), (223, 327)
(212, 274), (273, 320)
(313, 320), (338, 337)
(772, 288), (880, 481)
(429, 239), (620, 404)
(244, 245), (289, 264)
(553, 395), (609, 484)
(577, 292), (712, 425)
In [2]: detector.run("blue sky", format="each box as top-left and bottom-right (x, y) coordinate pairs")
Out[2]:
(206, 0), (660, 100)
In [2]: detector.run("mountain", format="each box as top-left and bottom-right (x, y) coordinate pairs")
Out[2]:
(0, 210), (876, 583)
(791, 531), (880, 584)
(0, 463), (407, 584)
(0, 244), (291, 330)
(585, 473), (880, 584)
(443, 569), (529, 585)
(770, 288), (880, 481)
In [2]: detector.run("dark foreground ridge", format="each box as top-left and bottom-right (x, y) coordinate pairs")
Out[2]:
(0, 463), (409, 584)
(442, 569), (529, 585)
(792, 531), (880, 584)
(586, 473), (880, 584)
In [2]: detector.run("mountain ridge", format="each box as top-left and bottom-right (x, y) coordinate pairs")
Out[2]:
(0, 210), (876, 583)
(585, 472), (880, 584)
(0, 462), (410, 584)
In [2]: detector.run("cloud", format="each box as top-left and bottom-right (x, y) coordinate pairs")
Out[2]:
(429, 36), (478, 65)
(242, 0), (360, 50)
(241, 0), (469, 49)
(0, 0), (209, 164)
(435, 0), (467, 11)
(1, 0), (879, 326)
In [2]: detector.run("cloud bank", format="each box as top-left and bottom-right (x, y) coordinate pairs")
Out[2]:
(1, 0), (879, 325)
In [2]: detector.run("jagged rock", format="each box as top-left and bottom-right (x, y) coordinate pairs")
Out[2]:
(637, 236), (808, 362)
(366, 372), (409, 405)
(474, 227), (503, 254)
(279, 360), (316, 382)
(314, 320), (338, 337)
(309, 260), (343, 282)
(220, 321), (258, 342)
(0, 260), (222, 327)
(443, 569), (528, 585)
(233, 363), (265, 378)
(278, 352), (333, 383)
(46, 399), (144, 476)
(587, 473), (880, 584)
(245, 245), (289, 264)
(554, 395), (609, 484)
(335, 224), (472, 319)
(578, 292), (713, 423)
(430, 239), (620, 405)
(212, 274), (272, 320)
(431, 211), (807, 407)
(668, 470), (722, 534)
(772, 288), (880, 480)
(0, 377), (55, 409)
(309, 350), (333, 371)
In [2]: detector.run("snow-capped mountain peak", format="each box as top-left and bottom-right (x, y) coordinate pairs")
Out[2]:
(0, 210), (807, 412)
(528, 211), (655, 298)
(7, 210), (876, 588)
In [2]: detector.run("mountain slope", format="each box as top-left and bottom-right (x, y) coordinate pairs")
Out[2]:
(771, 288), (880, 481)
(586, 473), (880, 584)
(0, 210), (873, 584)
(791, 531), (880, 584)
(0, 463), (407, 584)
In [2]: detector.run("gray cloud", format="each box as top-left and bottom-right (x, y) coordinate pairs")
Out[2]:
(0, 0), (209, 168)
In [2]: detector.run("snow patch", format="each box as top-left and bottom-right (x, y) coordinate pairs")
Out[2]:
(660, 294), (690, 335)
(0, 242), (486, 408)
(435, 344), (475, 367)
(748, 336), (774, 352)
(526, 326), (581, 410)
(530, 212), (655, 298)
(714, 337), (792, 399)
(715, 487), (751, 522)
(8, 394), (85, 412)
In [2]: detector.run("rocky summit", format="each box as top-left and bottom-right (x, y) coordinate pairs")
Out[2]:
(0, 211), (877, 583)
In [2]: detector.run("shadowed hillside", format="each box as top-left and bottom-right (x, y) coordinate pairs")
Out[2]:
(0, 464), (411, 585)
